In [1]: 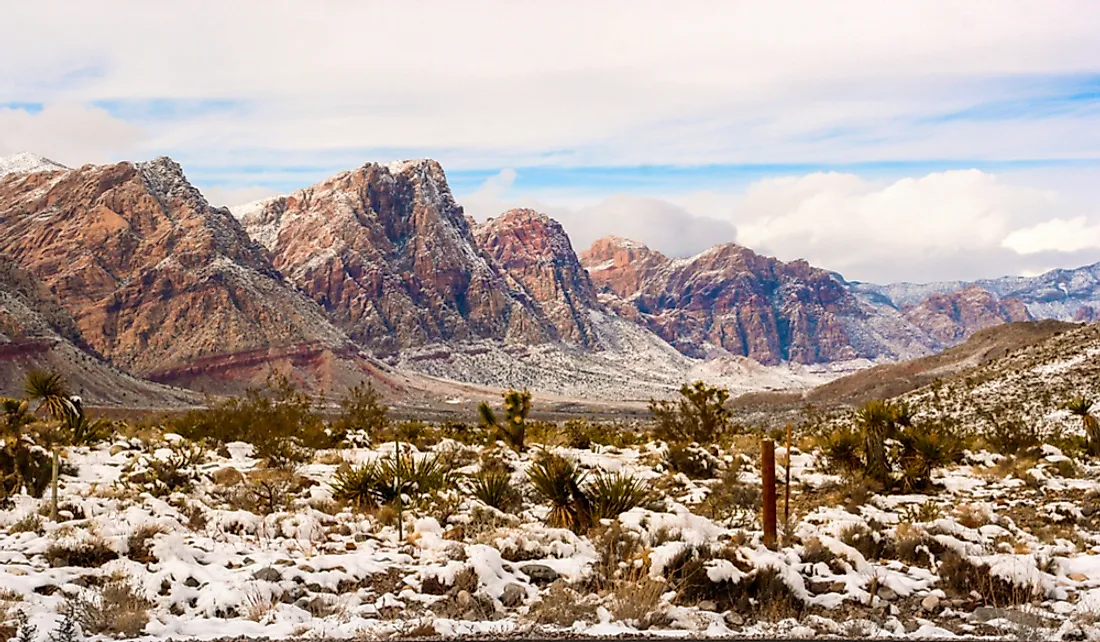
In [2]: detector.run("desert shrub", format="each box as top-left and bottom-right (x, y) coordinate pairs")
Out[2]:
(467, 468), (521, 512)
(838, 523), (894, 562)
(527, 453), (591, 532)
(529, 581), (599, 627)
(9, 513), (43, 535)
(330, 382), (388, 446)
(649, 381), (731, 444)
(800, 537), (837, 565)
(123, 441), (207, 497)
(663, 443), (719, 479)
(893, 522), (943, 567)
(980, 410), (1044, 457)
(587, 471), (650, 521)
(1, 426), (53, 504)
(378, 421), (441, 450)
(70, 577), (152, 637)
(223, 469), (298, 515)
(172, 375), (329, 467)
(331, 451), (454, 510)
(46, 537), (118, 568)
(127, 524), (167, 564)
(937, 550), (1038, 605)
(699, 464), (761, 527)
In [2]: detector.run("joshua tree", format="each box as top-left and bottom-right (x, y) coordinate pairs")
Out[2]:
(479, 388), (531, 452)
(650, 380), (732, 444)
(1066, 395), (1099, 454)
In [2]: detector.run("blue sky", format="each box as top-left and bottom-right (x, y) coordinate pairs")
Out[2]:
(2, 1), (1100, 283)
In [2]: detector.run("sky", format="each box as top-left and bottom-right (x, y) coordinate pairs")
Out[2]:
(2, 1), (1100, 284)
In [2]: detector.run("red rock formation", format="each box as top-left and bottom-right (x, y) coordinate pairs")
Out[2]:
(1074, 306), (1096, 323)
(581, 237), (863, 365)
(903, 285), (1033, 345)
(239, 161), (554, 354)
(474, 209), (601, 347)
(0, 158), (355, 388)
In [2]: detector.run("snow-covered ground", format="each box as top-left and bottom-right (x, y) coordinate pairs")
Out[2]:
(6, 422), (1100, 641)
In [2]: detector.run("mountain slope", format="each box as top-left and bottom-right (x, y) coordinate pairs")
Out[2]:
(581, 236), (935, 365)
(0, 157), (380, 394)
(901, 284), (1033, 344)
(0, 152), (69, 178)
(473, 208), (602, 348)
(236, 161), (552, 355)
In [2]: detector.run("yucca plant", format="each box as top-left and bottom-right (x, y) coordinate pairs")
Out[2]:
(527, 453), (591, 532)
(855, 400), (901, 484)
(586, 471), (649, 521)
(331, 451), (454, 510)
(468, 467), (521, 512)
(1065, 395), (1099, 455)
(24, 370), (75, 422)
(818, 428), (863, 476)
(897, 425), (962, 491)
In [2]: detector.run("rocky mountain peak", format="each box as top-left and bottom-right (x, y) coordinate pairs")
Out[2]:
(474, 209), (601, 347)
(0, 152), (69, 178)
(902, 284), (1033, 345)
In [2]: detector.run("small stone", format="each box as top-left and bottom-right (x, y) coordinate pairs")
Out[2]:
(253, 567), (283, 582)
(519, 563), (560, 583)
(829, 581), (846, 592)
(1069, 573), (1089, 582)
(345, 542), (357, 551)
(921, 595), (940, 611)
(698, 600), (718, 612)
(809, 580), (833, 595)
(455, 590), (472, 608)
(500, 583), (526, 607)
(212, 467), (244, 486)
(1082, 506), (1095, 517)
(876, 586), (898, 601)
(724, 612), (744, 627)
(183, 577), (200, 588)
(354, 534), (370, 543)
(109, 444), (126, 456)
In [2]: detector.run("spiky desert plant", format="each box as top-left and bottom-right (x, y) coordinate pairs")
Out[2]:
(24, 370), (74, 422)
(527, 453), (591, 531)
(586, 471), (649, 521)
(819, 428), (863, 476)
(649, 380), (732, 444)
(331, 461), (385, 509)
(468, 467), (521, 512)
(1065, 395), (1100, 454)
(855, 400), (899, 484)
(1, 398), (33, 430)
(897, 425), (962, 491)
(331, 451), (454, 510)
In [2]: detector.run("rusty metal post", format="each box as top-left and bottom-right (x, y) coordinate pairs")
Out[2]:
(762, 439), (777, 550)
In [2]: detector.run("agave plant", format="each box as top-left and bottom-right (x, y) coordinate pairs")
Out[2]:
(527, 453), (591, 532)
(331, 451), (455, 510)
(897, 425), (962, 491)
(468, 467), (521, 511)
(586, 471), (649, 521)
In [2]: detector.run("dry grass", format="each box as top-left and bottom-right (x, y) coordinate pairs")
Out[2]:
(242, 586), (276, 622)
(529, 581), (599, 627)
(127, 524), (167, 564)
(71, 576), (153, 637)
(954, 503), (992, 529)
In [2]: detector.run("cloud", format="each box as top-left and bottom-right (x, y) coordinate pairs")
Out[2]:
(0, 103), (143, 166)
(199, 185), (280, 208)
(1002, 217), (1100, 255)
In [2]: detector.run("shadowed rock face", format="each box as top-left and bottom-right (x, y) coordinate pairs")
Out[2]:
(582, 237), (865, 365)
(474, 209), (601, 348)
(0, 158), (349, 379)
(239, 162), (554, 354)
(903, 284), (1033, 344)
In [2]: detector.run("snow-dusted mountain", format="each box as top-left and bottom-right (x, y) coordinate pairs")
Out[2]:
(0, 152), (68, 177)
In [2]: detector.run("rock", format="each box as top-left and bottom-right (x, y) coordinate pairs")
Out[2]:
(500, 583), (526, 607)
(876, 586), (898, 601)
(973, 607), (1043, 627)
(108, 444), (126, 456)
(519, 564), (560, 583)
(345, 542), (357, 551)
(33, 585), (60, 596)
(183, 577), (200, 588)
(810, 580), (834, 595)
(253, 567), (283, 582)
(1082, 506), (1095, 517)
(829, 581), (847, 593)
(903, 285), (1032, 345)
(698, 600), (718, 612)
(724, 612), (744, 627)
(921, 595), (940, 611)
(212, 467), (244, 486)
(1068, 573), (1089, 582)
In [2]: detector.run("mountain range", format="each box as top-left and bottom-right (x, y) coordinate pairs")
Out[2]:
(1, 152), (1097, 405)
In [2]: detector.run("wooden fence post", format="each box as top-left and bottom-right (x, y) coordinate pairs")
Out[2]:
(762, 439), (777, 550)
(784, 421), (792, 545)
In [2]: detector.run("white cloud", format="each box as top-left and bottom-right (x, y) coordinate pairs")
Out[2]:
(1002, 217), (1100, 255)
(2, 2), (1099, 168)
(0, 104), (143, 166)
(199, 185), (280, 208)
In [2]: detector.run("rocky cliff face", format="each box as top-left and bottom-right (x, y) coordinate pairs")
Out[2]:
(582, 237), (885, 365)
(473, 209), (601, 347)
(902, 284), (1033, 344)
(0, 158), (355, 389)
(238, 162), (556, 355)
